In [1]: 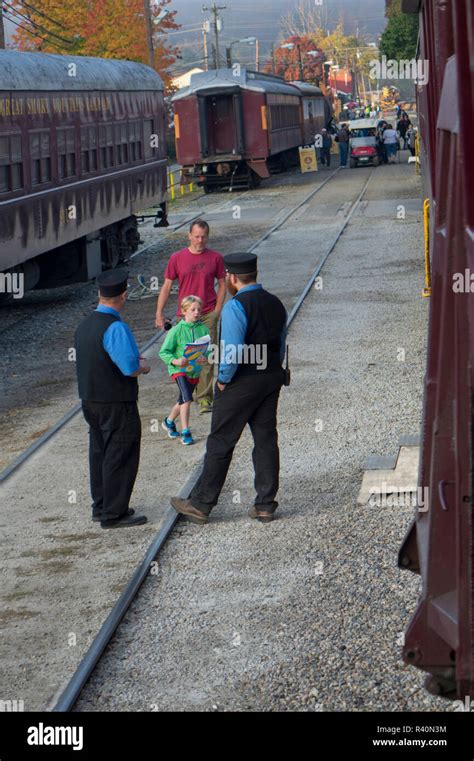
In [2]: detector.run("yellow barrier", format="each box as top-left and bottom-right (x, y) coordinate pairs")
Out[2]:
(422, 198), (431, 297)
(167, 168), (195, 202)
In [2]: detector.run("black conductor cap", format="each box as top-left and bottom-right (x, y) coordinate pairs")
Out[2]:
(97, 269), (129, 297)
(224, 253), (258, 275)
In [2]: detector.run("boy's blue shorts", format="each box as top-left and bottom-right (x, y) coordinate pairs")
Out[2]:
(175, 376), (196, 405)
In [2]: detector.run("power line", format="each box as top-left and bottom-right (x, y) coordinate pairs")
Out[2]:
(18, 0), (65, 29)
(3, 10), (67, 50)
(3, 1), (74, 45)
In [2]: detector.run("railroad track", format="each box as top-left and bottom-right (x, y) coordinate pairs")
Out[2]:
(44, 166), (375, 711)
(0, 187), (250, 339)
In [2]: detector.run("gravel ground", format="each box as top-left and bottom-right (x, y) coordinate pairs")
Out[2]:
(0, 161), (355, 711)
(73, 159), (451, 712)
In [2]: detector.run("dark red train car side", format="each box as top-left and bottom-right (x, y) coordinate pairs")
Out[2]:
(0, 51), (168, 293)
(173, 68), (329, 192)
(291, 81), (332, 146)
(398, 0), (474, 699)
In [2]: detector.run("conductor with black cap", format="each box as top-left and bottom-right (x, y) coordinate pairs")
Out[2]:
(75, 269), (150, 528)
(171, 253), (287, 524)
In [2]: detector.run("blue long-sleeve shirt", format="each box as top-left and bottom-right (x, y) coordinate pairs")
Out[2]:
(218, 284), (287, 384)
(97, 304), (140, 376)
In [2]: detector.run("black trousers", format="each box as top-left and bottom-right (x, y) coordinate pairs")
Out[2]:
(190, 370), (283, 515)
(320, 146), (331, 166)
(81, 401), (141, 521)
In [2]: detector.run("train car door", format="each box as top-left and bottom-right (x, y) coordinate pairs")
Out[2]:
(206, 94), (237, 154)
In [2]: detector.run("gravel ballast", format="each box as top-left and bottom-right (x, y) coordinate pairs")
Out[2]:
(74, 162), (450, 712)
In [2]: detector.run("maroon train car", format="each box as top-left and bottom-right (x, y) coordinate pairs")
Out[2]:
(173, 68), (329, 192)
(398, 0), (474, 699)
(291, 81), (332, 146)
(0, 51), (168, 293)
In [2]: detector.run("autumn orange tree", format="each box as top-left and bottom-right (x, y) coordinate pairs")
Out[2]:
(9, 0), (179, 90)
(268, 34), (325, 83)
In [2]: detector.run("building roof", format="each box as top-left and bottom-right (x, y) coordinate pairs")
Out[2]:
(0, 50), (163, 92)
(290, 81), (324, 96)
(171, 68), (205, 90)
(172, 68), (301, 101)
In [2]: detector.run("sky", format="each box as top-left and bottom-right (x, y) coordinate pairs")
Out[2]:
(3, 0), (387, 56)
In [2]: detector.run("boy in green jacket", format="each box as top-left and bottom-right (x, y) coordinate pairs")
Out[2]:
(159, 295), (210, 445)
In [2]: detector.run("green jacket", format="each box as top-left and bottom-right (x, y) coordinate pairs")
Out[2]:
(159, 320), (210, 379)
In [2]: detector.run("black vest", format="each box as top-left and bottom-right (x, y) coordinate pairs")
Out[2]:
(231, 287), (286, 379)
(75, 311), (138, 402)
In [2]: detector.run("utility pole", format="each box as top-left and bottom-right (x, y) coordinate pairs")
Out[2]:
(255, 38), (259, 71)
(202, 3), (226, 69)
(203, 23), (209, 71)
(297, 43), (304, 82)
(143, 0), (154, 68)
(0, 2), (6, 50)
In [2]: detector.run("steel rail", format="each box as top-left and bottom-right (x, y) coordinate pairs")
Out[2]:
(51, 168), (374, 712)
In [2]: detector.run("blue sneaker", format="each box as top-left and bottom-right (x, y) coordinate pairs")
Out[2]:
(181, 429), (194, 446)
(162, 417), (179, 439)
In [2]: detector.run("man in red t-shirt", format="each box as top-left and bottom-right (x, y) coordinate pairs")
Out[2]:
(155, 219), (226, 413)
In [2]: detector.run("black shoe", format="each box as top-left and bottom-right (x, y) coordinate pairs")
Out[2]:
(92, 508), (135, 523)
(248, 506), (275, 523)
(170, 496), (208, 525)
(101, 514), (147, 529)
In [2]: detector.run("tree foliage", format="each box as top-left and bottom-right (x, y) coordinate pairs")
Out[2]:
(379, 0), (418, 61)
(266, 23), (376, 87)
(9, 0), (180, 91)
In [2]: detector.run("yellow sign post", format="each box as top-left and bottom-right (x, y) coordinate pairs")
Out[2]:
(299, 146), (318, 173)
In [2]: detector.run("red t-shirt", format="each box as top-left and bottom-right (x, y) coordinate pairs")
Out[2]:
(164, 248), (225, 316)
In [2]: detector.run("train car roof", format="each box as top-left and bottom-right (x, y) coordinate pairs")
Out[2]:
(0, 50), (163, 92)
(290, 81), (324, 96)
(172, 68), (300, 100)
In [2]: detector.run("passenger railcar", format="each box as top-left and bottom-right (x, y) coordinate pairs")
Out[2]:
(0, 51), (168, 292)
(291, 81), (332, 146)
(398, 0), (473, 699)
(173, 68), (331, 192)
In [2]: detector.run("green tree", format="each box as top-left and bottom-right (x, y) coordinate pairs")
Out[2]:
(379, 0), (418, 61)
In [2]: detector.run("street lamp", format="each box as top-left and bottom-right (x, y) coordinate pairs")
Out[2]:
(280, 43), (321, 83)
(227, 36), (258, 69)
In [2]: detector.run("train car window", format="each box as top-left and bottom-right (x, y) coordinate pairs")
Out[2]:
(115, 123), (128, 165)
(99, 124), (114, 168)
(143, 119), (154, 159)
(30, 130), (51, 185)
(0, 134), (23, 193)
(0, 136), (8, 193)
(57, 127), (76, 179)
(81, 126), (98, 173)
(270, 104), (300, 131)
(129, 121), (142, 162)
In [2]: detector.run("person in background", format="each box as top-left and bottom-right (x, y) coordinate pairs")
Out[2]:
(155, 220), (225, 415)
(319, 128), (333, 168)
(377, 120), (388, 164)
(397, 114), (411, 149)
(74, 270), (149, 529)
(159, 295), (209, 446)
(335, 123), (350, 168)
(407, 125), (417, 157)
(383, 123), (399, 164)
